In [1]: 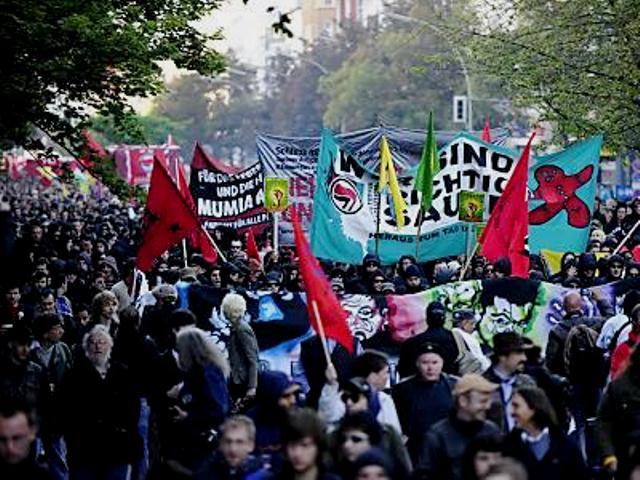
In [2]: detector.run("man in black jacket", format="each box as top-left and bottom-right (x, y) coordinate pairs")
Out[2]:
(415, 374), (500, 480)
(392, 342), (457, 462)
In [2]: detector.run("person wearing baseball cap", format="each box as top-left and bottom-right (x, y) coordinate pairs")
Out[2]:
(414, 374), (500, 480)
(392, 342), (458, 462)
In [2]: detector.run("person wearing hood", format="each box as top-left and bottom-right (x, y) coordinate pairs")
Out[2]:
(396, 264), (428, 294)
(493, 257), (512, 279)
(248, 370), (301, 457)
(350, 448), (396, 480)
(397, 301), (459, 377)
(577, 253), (598, 287)
(346, 254), (381, 294)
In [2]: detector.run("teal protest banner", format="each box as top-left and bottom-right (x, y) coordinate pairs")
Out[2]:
(310, 129), (601, 265)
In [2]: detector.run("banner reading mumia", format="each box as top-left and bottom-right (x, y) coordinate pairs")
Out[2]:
(311, 130), (602, 265)
(189, 146), (269, 232)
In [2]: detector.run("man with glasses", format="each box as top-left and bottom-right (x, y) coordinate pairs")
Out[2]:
(596, 254), (626, 285)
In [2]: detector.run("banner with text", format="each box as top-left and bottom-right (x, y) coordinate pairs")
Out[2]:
(189, 151), (269, 233)
(310, 130), (516, 264)
(256, 126), (508, 244)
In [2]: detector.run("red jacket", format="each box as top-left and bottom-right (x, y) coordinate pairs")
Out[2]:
(610, 329), (639, 379)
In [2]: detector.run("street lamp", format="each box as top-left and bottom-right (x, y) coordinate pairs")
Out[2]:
(386, 12), (473, 131)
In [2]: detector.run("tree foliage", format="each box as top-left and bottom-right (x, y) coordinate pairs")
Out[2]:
(453, 0), (640, 151)
(0, 0), (226, 197)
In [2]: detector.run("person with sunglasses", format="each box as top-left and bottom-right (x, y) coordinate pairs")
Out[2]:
(318, 360), (401, 436)
(330, 412), (410, 480)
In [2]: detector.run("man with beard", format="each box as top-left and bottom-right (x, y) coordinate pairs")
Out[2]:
(59, 325), (141, 480)
(482, 332), (535, 433)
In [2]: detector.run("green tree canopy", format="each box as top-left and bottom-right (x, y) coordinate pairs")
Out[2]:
(454, 0), (640, 151)
(0, 0), (226, 153)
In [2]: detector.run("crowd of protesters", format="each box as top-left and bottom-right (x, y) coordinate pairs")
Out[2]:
(1, 177), (640, 480)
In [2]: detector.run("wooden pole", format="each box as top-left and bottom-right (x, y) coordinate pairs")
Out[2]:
(273, 212), (280, 253)
(311, 299), (333, 367)
(375, 191), (382, 256)
(460, 240), (480, 280)
(612, 218), (640, 256)
(415, 206), (424, 259)
(173, 159), (189, 268)
(200, 224), (227, 263)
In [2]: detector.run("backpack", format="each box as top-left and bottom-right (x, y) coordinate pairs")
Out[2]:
(563, 324), (608, 386)
(452, 330), (485, 375)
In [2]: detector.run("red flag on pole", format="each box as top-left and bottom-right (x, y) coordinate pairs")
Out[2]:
(246, 229), (261, 263)
(136, 157), (201, 272)
(481, 118), (492, 143)
(172, 155), (218, 265)
(479, 132), (535, 278)
(292, 207), (354, 354)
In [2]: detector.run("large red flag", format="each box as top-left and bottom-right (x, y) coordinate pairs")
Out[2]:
(481, 118), (492, 143)
(136, 158), (201, 272)
(292, 207), (354, 354)
(479, 133), (535, 278)
(172, 155), (218, 265)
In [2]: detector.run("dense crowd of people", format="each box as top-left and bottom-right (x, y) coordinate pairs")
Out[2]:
(1, 177), (640, 480)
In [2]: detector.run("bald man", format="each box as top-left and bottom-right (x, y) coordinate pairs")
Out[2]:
(545, 289), (614, 377)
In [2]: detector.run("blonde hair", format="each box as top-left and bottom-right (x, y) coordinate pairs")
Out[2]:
(220, 415), (256, 442)
(176, 326), (230, 377)
(221, 293), (247, 323)
(91, 290), (119, 323)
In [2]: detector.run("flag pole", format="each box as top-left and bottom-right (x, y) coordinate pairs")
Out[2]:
(460, 240), (480, 280)
(273, 212), (280, 253)
(375, 191), (382, 255)
(415, 206), (424, 258)
(612, 218), (640, 256)
(200, 225), (227, 263)
(311, 299), (333, 367)
(173, 158), (189, 268)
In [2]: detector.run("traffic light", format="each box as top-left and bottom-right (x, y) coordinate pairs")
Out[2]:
(453, 95), (467, 124)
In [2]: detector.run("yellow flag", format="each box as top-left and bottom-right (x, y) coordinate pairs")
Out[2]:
(378, 136), (408, 229)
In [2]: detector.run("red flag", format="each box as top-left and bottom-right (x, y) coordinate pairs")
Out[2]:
(481, 118), (492, 143)
(172, 155), (218, 265)
(136, 157), (201, 272)
(246, 229), (261, 263)
(292, 207), (353, 354)
(480, 132), (535, 278)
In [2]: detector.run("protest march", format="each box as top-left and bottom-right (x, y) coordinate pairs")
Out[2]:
(1, 118), (640, 480)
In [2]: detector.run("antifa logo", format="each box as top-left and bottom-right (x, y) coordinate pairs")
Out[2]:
(329, 177), (363, 214)
(529, 164), (594, 228)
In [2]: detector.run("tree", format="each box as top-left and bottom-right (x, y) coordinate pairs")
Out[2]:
(0, 0), (226, 196)
(453, 0), (640, 151)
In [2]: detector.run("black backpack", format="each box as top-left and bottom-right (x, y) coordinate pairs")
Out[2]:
(564, 324), (608, 385)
